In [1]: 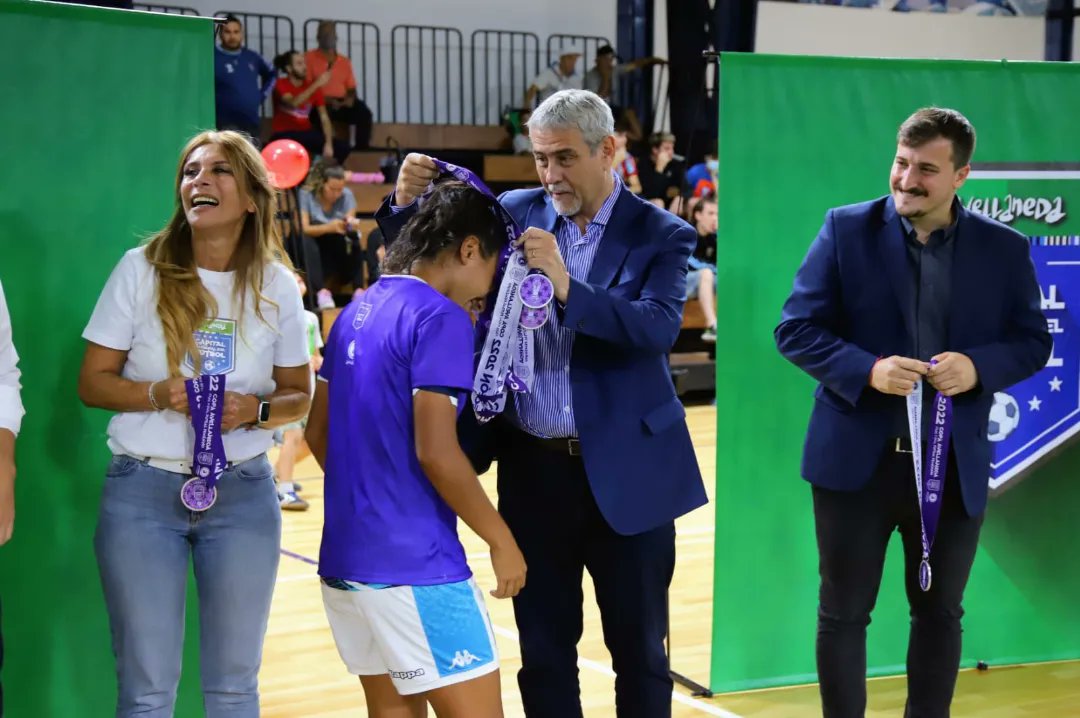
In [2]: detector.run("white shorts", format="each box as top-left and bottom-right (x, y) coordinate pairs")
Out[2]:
(320, 576), (499, 695)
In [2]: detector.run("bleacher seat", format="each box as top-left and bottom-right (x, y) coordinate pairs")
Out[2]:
(483, 154), (537, 183)
(372, 123), (509, 152)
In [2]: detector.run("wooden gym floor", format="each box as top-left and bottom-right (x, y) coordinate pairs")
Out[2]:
(260, 405), (1080, 717)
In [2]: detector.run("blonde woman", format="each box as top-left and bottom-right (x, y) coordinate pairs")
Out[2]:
(77, 130), (312, 718)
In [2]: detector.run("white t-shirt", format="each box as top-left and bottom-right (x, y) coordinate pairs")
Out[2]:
(529, 64), (582, 105)
(82, 247), (310, 461)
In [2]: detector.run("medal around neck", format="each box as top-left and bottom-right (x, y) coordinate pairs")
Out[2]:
(905, 359), (953, 593)
(427, 158), (543, 419)
(182, 374), (228, 512)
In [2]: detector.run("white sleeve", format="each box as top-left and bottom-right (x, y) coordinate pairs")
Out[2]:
(0, 280), (25, 436)
(271, 265), (311, 368)
(530, 68), (554, 91)
(82, 251), (141, 351)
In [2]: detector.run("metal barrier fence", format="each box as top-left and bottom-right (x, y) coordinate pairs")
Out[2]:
(203, 12), (660, 130)
(390, 24), (466, 124)
(470, 29), (540, 124)
(133, 4), (199, 15)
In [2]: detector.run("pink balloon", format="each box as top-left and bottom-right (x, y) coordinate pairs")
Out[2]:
(261, 140), (310, 189)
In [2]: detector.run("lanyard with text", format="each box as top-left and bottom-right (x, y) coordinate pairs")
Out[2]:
(181, 374), (227, 512)
(905, 360), (953, 592)
(426, 159), (554, 423)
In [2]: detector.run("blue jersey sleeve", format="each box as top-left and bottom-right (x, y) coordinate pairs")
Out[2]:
(411, 309), (474, 392)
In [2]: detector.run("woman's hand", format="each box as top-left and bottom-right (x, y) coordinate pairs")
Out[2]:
(153, 378), (190, 414)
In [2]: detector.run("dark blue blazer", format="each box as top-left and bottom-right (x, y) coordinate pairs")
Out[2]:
(376, 184), (708, 535)
(775, 195), (1051, 516)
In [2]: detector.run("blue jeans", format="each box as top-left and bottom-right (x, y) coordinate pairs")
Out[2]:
(94, 454), (281, 718)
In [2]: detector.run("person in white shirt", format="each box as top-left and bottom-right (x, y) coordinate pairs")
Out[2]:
(0, 278), (25, 718)
(523, 43), (583, 108)
(77, 130), (312, 718)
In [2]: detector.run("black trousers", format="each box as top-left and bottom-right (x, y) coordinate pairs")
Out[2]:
(327, 99), (373, 149)
(315, 231), (363, 292)
(812, 443), (984, 718)
(497, 428), (676, 718)
(266, 129), (351, 165)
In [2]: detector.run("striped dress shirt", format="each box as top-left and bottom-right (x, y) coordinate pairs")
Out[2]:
(511, 173), (622, 439)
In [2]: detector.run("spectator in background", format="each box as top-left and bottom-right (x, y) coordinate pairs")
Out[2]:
(583, 44), (663, 142)
(685, 198), (718, 342)
(584, 45), (665, 108)
(0, 278), (25, 718)
(523, 43), (582, 108)
(299, 160), (362, 309)
(214, 15), (275, 144)
(305, 21), (373, 150)
(639, 132), (685, 213)
(685, 143), (718, 199)
(275, 271), (322, 512)
(512, 109), (534, 155)
(269, 51), (349, 164)
(612, 120), (642, 194)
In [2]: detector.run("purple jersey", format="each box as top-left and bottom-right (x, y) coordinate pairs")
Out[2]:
(318, 276), (476, 585)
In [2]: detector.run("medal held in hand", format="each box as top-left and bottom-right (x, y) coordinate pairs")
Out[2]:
(181, 374), (227, 512)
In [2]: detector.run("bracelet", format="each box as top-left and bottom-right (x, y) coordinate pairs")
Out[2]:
(148, 381), (163, 411)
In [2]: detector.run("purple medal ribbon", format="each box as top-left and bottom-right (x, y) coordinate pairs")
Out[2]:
(182, 374), (227, 512)
(425, 158), (549, 419)
(906, 359), (953, 592)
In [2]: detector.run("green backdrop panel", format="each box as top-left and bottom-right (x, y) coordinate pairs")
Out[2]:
(0, 1), (214, 714)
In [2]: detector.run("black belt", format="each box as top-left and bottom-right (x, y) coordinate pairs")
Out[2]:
(532, 436), (582, 456)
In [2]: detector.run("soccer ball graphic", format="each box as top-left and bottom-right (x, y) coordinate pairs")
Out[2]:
(988, 392), (1021, 442)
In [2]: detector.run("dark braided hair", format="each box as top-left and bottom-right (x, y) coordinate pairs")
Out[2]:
(382, 181), (508, 275)
(273, 50), (300, 74)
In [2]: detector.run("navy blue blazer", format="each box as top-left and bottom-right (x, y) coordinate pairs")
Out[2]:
(375, 184), (708, 535)
(775, 195), (1051, 516)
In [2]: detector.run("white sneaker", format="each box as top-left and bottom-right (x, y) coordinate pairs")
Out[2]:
(317, 289), (335, 310)
(278, 490), (309, 511)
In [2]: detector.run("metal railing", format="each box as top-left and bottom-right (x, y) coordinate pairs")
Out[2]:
(303, 19), (383, 123)
(132, 4), (199, 15)
(545, 33), (611, 74)
(390, 24), (466, 124)
(470, 29), (540, 124)
(203, 12), (663, 130)
(214, 10), (295, 64)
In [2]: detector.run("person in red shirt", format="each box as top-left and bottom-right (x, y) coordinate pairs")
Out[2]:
(269, 50), (349, 164)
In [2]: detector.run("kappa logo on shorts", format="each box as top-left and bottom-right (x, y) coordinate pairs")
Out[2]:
(389, 668), (425, 680)
(448, 650), (482, 670)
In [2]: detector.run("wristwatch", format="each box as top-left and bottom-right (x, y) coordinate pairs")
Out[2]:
(256, 396), (271, 426)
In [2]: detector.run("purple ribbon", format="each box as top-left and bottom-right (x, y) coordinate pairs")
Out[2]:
(906, 359), (953, 592)
(184, 374), (227, 509)
(424, 158), (548, 420)
(426, 158), (522, 331)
